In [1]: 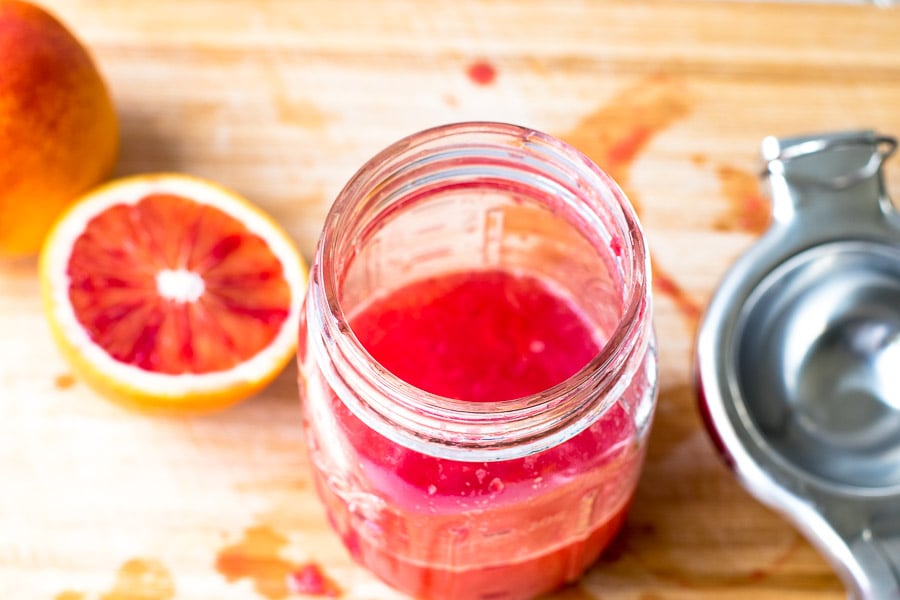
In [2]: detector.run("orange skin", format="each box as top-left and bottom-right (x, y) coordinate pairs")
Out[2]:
(0, 0), (118, 257)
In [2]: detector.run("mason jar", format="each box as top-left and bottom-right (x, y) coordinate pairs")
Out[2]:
(297, 122), (658, 600)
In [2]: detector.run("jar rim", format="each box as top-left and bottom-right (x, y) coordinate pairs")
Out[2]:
(309, 121), (652, 460)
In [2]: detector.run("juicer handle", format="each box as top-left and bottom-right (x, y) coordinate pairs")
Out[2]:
(762, 130), (897, 231)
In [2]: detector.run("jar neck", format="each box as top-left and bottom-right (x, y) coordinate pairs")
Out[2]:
(307, 122), (652, 461)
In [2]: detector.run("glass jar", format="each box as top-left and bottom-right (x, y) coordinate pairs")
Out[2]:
(297, 122), (657, 600)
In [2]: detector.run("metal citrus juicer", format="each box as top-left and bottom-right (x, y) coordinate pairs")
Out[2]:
(696, 130), (900, 599)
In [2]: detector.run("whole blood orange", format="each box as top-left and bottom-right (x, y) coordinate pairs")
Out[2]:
(39, 174), (307, 412)
(0, 0), (118, 257)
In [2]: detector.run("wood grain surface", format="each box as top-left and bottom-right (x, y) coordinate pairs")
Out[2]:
(2, 1), (900, 598)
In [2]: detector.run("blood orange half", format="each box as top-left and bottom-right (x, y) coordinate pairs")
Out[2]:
(39, 173), (307, 412)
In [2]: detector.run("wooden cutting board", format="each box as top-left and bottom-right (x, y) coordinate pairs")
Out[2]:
(2, 1), (900, 598)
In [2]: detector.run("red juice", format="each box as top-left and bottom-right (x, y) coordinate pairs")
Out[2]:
(308, 269), (643, 599)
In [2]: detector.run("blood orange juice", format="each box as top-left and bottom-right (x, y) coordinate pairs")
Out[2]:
(298, 123), (657, 599)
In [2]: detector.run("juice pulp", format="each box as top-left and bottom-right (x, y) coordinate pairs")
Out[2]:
(316, 269), (642, 599)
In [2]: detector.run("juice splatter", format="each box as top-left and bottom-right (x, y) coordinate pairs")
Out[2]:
(652, 265), (702, 328)
(558, 76), (698, 326)
(559, 75), (691, 215)
(99, 559), (175, 600)
(216, 525), (294, 600)
(466, 60), (497, 86)
(54, 559), (173, 600)
(216, 525), (342, 599)
(714, 165), (771, 235)
(288, 563), (343, 597)
(54, 373), (76, 389)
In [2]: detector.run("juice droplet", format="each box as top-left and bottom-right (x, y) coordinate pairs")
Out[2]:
(466, 60), (497, 86)
(288, 563), (342, 597)
(427, 484), (437, 496)
(489, 478), (505, 494)
(54, 373), (77, 390)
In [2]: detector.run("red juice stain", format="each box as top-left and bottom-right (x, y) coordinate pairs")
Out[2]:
(288, 563), (343, 597)
(714, 165), (771, 235)
(216, 525), (341, 600)
(54, 373), (76, 390)
(606, 126), (651, 168)
(558, 76), (696, 328)
(216, 524), (344, 598)
(559, 75), (692, 216)
(652, 260), (704, 328)
(652, 264), (702, 328)
(99, 559), (175, 600)
(466, 59), (497, 86)
(215, 525), (295, 600)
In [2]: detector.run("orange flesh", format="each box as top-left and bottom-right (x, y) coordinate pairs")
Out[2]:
(66, 193), (291, 374)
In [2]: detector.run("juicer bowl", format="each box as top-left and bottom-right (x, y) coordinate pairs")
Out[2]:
(734, 240), (900, 492)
